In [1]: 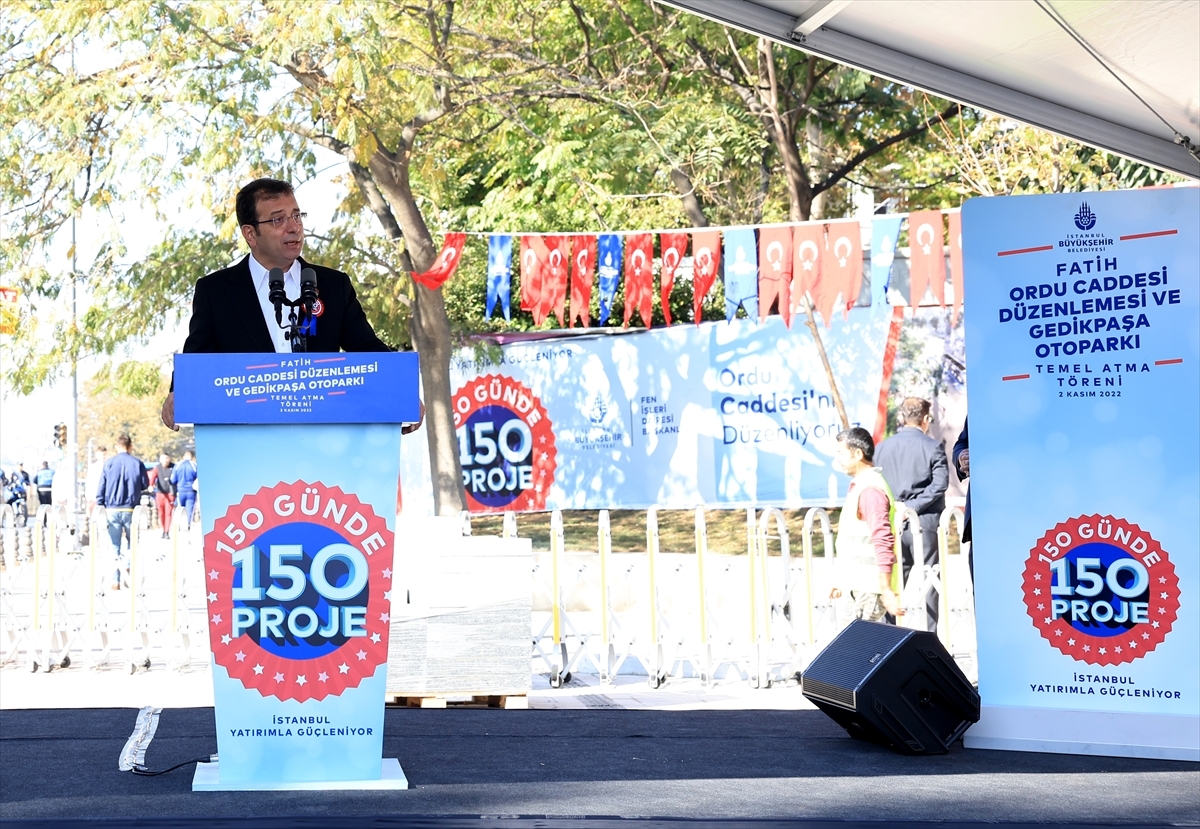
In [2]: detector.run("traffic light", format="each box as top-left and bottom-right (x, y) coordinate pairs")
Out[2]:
(53, 423), (67, 448)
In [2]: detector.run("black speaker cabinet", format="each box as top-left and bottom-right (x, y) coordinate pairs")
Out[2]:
(801, 620), (980, 755)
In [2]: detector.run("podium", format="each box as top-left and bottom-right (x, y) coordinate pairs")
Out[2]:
(174, 352), (420, 790)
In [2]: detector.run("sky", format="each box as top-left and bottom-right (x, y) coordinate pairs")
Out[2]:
(0, 147), (350, 471)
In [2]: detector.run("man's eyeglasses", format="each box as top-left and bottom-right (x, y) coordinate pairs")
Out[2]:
(248, 211), (306, 229)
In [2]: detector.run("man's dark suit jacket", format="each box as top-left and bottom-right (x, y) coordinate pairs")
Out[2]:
(181, 255), (390, 354)
(875, 426), (949, 518)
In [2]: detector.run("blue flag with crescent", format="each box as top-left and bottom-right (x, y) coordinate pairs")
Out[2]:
(486, 234), (513, 321)
(723, 228), (758, 320)
(870, 216), (903, 307)
(597, 234), (623, 326)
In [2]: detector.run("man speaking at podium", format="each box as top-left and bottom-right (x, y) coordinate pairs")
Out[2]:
(162, 178), (420, 431)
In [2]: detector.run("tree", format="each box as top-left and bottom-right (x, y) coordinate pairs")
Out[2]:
(79, 361), (194, 462)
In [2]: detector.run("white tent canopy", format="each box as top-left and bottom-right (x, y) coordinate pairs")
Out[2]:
(663, 0), (1200, 178)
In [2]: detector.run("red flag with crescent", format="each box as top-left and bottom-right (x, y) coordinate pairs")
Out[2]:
(659, 232), (687, 327)
(623, 233), (654, 328)
(908, 210), (945, 309)
(519, 236), (548, 324)
(544, 235), (570, 326)
(820, 220), (861, 324)
(791, 223), (823, 322)
(570, 235), (597, 328)
(411, 232), (466, 290)
(691, 231), (721, 326)
(758, 226), (793, 325)
(947, 210), (964, 324)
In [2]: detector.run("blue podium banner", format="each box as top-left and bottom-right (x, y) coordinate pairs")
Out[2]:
(960, 186), (1198, 760)
(174, 352), (420, 424)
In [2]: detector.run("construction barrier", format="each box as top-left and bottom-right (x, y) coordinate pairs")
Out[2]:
(2, 502), (976, 690)
(0, 505), (206, 674)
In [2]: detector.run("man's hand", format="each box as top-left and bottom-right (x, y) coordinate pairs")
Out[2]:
(957, 448), (970, 477)
(401, 401), (425, 436)
(161, 392), (179, 431)
(880, 587), (900, 617)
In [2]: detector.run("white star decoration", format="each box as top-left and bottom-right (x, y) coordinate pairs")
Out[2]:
(339, 663), (350, 674)
(1142, 632), (1150, 639)
(1043, 617), (1052, 624)
(208, 569), (219, 580)
(1033, 588), (1042, 596)
(211, 613), (222, 624)
(318, 672), (329, 683)
(1099, 647), (1107, 654)
(379, 612), (390, 623)
(371, 632), (381, 644)
(1128, 640), (1136, 648)
(274, 672), (285, 682)
(1037, 603), (1045, 611)
(1160, 592), (1168, 599)
(235, 651), (245, 662)
(356, 650), (367, 661)
(1054, 630), (1062, 636)
(1083, 645), (1091, 652)
(253, 664), (264, 675)
(207, 592), (218, 603)
(384, 591), (391, 602)
(1152, 621), (1160, 628)
(296, 675), (307, 686)
(1067, 639), (1075, 646)
(382, 568), (392, 580)
(1159, 576), (1167, 583)
(221, 634), (231, 645)
(1033, 573), (1042, 581)
(1114, 647), (1122, 653)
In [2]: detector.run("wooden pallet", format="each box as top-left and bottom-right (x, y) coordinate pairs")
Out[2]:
(385, 693), (528, 709)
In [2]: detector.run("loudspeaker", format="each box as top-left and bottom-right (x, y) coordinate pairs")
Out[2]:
(801, 620), (979, 755)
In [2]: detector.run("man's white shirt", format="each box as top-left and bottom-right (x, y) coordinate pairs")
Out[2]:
(248, 255), (301, 353)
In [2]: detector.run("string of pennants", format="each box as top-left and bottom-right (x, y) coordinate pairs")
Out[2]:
(409, 210), (964, 328)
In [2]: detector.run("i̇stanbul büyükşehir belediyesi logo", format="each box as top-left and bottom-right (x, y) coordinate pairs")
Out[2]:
(205, 481), (393, 703)
(1074, 202), (1097, 231)
(1022, 514), (1179, 666)
(452, 374), (556, 513)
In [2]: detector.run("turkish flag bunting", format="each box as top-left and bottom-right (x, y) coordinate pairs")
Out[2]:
(758, 226), (793, 326)
(543, 235), (570, 326)
(659, 232), (687, 326)
(519, 236), (547, 324)
(691, 231), (721, 325)
(623, 233), (654, 327)
(820, 220), (862, 324)
(411, 232), (466, 290)
(570, 235), (598, 328)
(791, 223), (823, 322)
(907, 210), (945, 309)
(947, 211), (964, 324)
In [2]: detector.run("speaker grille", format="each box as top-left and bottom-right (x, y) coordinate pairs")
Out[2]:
(803, 620), (912, 693)
(801, 676), (855, 710)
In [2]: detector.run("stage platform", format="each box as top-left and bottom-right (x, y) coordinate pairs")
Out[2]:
(2, 701), (1196, 828)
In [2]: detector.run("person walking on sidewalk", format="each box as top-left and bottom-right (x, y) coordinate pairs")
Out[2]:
(830, 427), (901, 626)
(149, 454), (176, 539)
(171, 450), (198, 531)
(96, 435), (148, 590)
(876, 397), (949, 631)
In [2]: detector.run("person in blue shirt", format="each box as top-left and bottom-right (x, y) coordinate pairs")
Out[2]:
(96, 434), (149, 590)
(171, 450), (199, 531)
(34, 462), (54, 508)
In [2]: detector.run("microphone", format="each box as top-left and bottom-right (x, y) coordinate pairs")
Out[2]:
(268, 267), (286, 326)
(300, 267), (318, 314)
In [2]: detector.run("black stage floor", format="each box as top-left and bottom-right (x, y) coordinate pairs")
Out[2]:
(1, 707), (1196, 828)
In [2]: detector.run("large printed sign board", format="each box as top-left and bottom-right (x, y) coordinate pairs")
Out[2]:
(960, 188), (1199, 761)
(407, 310), (897, 513)
(177, 355), (409, 790)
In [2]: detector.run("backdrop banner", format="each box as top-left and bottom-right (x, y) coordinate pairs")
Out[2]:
(403, 309), (895, 513)
(960, 187), (1199, 761)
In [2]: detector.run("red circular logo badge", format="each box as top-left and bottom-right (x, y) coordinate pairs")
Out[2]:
(204, 481), (392, 702)
(311, 298), (324, 317)
(1023, 514), (1179, 666)
(452, 374), (555, 513)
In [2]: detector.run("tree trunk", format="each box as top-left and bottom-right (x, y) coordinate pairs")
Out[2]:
(669, 167), (709, 227)
(364, 151), (466, 516)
